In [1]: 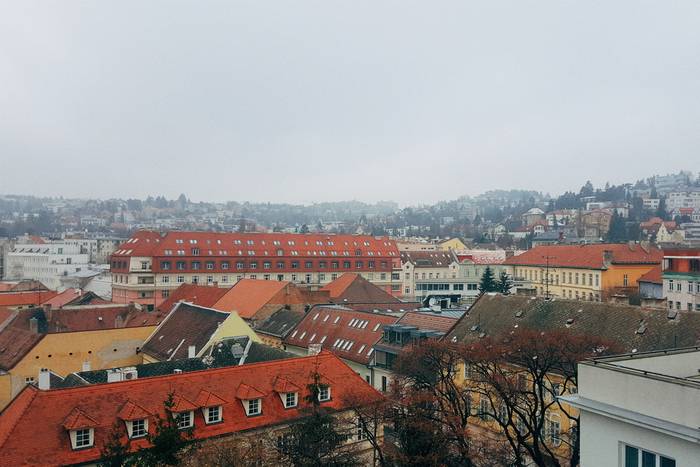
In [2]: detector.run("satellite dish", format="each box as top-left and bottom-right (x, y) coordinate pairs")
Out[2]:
(428, 297), (438, 306)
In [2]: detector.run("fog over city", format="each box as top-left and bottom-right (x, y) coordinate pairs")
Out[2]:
(1, 1), (699, 204)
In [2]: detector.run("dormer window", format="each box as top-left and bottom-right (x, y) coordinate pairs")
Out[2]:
(204, 406), (222, 424)
(284, 392), (298, 408)
(245, 398), (261, 416)
(70, 428), (94, 449)
(318, 386), (331, 402)
(176, 411), (194, 429)
(127, 419), (148, 438)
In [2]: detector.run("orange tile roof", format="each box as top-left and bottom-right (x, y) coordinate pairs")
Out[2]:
(62, 408), (98, 430)
(212, 279), (290, 319)
(40, 289), (83, 308)
(0, 352), (381, 466)
(504, 243), (662, 270)
(284, 307), (400, 364)
(0, 291), (58, 307)
(156, 283), (231, 312)
(321, 273), (358, 298)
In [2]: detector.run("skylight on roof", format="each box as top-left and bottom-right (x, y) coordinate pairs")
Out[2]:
(358, 344), (366, 353)
(333, 316), (340, 324)
(313, 313), (320, 320)
(320, 336), (327, 344)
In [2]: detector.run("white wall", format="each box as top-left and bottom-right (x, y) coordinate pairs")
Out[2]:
(579, 411), (699, 467)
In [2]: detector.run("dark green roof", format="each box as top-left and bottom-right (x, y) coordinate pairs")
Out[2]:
(446, 294), (700, 353)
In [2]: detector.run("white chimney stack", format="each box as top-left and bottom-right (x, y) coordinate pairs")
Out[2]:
(38, 368), (50, 390)
(82, 361), (91, 372)
(308, 343), (322, 356)
(106, 369), (122, 383)
(188, 345), (196, 358)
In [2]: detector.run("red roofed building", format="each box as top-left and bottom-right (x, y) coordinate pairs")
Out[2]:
(211, 279), (330, 324)
(321, 273), (402, 304)
(110, 231), (401, 309)
(0, 352), (382, 466)
(283, 306), (400, 390)
(0, 304), (163, 409)
(156, 283), (231, 312)
(504, 243), (662, 301)
(0, 290), (58, 308)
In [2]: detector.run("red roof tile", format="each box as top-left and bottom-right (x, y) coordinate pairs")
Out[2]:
(194, 390), (228, 408)
(112, 231), (399, 260)
(321, 273), (401, 303)
(156, 283), (231, 312)
(638, 265), (662, 285)
(0, 353), (381, 466)
(0, 291), (58, 307)
(272, 377), (302, 394)
(62, 408), (98, 430)
(235, 383), (266, 400)
(171, 394), (199, 412)
(396, 312), (459, 334)
(284, 307), (400, 364)
(504, 244), (662, 269)
(117, 400), (152, 421)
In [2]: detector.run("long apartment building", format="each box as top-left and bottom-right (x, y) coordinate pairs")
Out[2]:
(504, 243), (662, 301)
(110, 230), (401, 310)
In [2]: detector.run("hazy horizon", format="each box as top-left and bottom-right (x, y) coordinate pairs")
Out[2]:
(2, 1), (699, 205)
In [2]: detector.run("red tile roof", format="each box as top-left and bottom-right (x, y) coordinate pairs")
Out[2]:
(156, 283), (231, 312)
(0, 291), (58, 308)
(321, 273), (401, 303)
(284, 307), (400, 364)
(41, 289), (89, 308)
(396, 312), (459, 334)
(503, 244), (662, 270)
(62, 408), (98, 430)
(112, 231), (399, 261)
(638, 265), (662, 285)
(0, 352), (381, 466)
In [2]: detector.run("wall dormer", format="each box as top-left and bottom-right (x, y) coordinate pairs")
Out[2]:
(62, 408), (97, 450)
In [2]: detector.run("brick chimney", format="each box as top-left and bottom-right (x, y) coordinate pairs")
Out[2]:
(188, 345), (196, 358)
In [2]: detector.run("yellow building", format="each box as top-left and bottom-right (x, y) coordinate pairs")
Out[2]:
(438, 238), (468, 251)
(445, 294), (700, 464)
(140, 302), (260, 363)
(504, 243), (662, 301)
(0, 304), (160, 409)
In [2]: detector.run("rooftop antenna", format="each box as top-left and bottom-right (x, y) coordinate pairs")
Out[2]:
(542, 255), (556, 300)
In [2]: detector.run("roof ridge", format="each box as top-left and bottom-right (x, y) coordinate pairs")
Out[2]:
(34, 352), (337, 395)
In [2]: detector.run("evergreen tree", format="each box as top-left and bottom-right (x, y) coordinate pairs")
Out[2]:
(99, 422), (130, 467)
(606, 211), (627, 242)
(496, 271), (513, 295)
(656, 198), (668, 220)
(478, 266), (498, 293)
(138, 393), (194, 466)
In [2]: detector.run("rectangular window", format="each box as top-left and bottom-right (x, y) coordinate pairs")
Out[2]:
(206, 261), (215, 270)
(381, 376), (387, 392)
(206, 406), (222, 424)
(160, 261), (171, 270)
(623, 274), (629, 287)
(246, 399), (261, 416)
(177, 275), (185, 283)
(285, 392), (298, 408)
(131, 419), (147, 438)
(176, 261), (186, 270)
(74, 428), (93, 448)
(177, 411), (193, 429)
(161, 290), (170, 298)
(318, 386), (331, 401)
(237, 261), (245, 270)
(221, 261), (230, 270)
(191, 261), (201, 270)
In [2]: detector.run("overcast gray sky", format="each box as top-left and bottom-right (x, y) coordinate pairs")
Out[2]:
(1, 1), (699, 205)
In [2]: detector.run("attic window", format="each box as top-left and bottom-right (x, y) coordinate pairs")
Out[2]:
(70, 428), (94, 449)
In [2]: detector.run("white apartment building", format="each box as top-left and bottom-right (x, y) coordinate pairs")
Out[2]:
(563, 348), (700, 467)
(666, 191), (700, 212)
(4, 242), (90, 290)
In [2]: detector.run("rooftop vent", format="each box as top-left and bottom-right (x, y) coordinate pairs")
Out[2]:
(636, 322), (647, 335)
(515, 310), (524, 318)
(478, 332), (487, 339)
(566, 318), (574, 325)
(470, 325), (480, 332)
(667, 310), (678, 320)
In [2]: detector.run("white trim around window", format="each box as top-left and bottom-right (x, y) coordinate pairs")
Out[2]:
(126, 418), (148, 439)
(69, 428), (94, 449)
(203, 406), (223, 424)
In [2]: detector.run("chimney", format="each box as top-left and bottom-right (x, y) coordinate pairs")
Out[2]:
(188, 345), (196, 358)
(308, 343), (322, 356)
(82, 361), (91, 372)
(603, 250), (614, 265)
(38, 368), (50, 390)
(29, 317), (39, 334)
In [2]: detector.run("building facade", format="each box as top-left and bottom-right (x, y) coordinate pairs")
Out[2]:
(563, 348), (700, 467)
(663, 247), (700, 312)
(505, 244), (662, 301)
(4, 242), (91, 290)
(110, 231), (401, 310)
